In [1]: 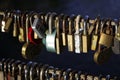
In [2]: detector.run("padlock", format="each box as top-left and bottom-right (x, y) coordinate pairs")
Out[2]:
(80, 74), (86, 80)
(69, 70), (76, 80)
(45, 66), (51, 80)
(17, 14), (26, 42)
(74, 15), (83, 53)
(63, 68), (72, 80)
(13, 13), (19, 37)
(40, 64), (49, 80)
(88, 17), (98, 35)
(21, 15), (42, 59)
(46, 66), (55, 80)
(23, 61), (33, 80)
(0, 58), (6, 80)
(62, 15), (69, 46)
(82, 16), (90, 53)
(17, 62), (26, 80)
(116, 21), (120, 41)
(55, 68), (63, 80)
(91, 18), (100, 51)
(99, 20), (113, 48)
(94, 76), (99, 80)
(3, 58), (11, 80)
(86, 75), (93, 80)
(94, 44), (113, 64)
(112, 19), (120, 54)
(67, 15), (75, 52)
(11, 60), (21, 80)
(4, 11), (13, 32)
(7, 59), (15, 80)
(41, 12), (51, 46)
(35, 63), (43, 80)
(46, 13), (57, 52)
(75, 71), (82, 80)
(55, 16), (63, 54)
(29, 62), (38, 80)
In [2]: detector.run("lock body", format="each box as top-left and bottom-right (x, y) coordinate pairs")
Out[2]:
(67, 34), (74, 52)
(4, 17), (13, 32)
(99, 33), (113, 47)
(94, 47), (113, 64)
(112, 38), (120, 54)
(19, 27), (25, 42)
(74, 33), (82, 53)
(91, 35), (98, 51)
(46, 30), (56, 52)
(82, 35), (90, 53)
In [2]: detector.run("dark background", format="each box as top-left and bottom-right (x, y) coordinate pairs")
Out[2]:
(0, 0), (120, 77)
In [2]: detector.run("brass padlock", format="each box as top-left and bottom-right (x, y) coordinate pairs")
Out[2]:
(55, 14), (64, 54)
(116, 21), (120, 41)
(88, 17), (98, 35)
(46, 13), (57, 52)
(80, 74), (86, 80)
(67, 15), (75, 52)
(112, 19), (120, 54)
(99, 20), (113, 48)
(17, 14), (26, 42)
(55, 68), (63, 80)
(4, 12), (13, 32)
(86, 75), (93, 80)
(62, 15), (69, 46)
(91, 18), (100, 51)
(63, 68), (72, 80)
(40, 64), (49, 80)
(94, 76), (99, 80)
(47, 66), (56, 80)
(82, 16), (90, 53)
(75, 71), (81, 80)
(13, 14), (19, 37)
(94, 44), (113, 64)
(69, 70), (76, 80)
(74, 15), (83, 53)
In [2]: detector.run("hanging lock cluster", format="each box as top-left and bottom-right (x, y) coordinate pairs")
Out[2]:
(0, 10), (120, 64)
(0, 58), (118, 80)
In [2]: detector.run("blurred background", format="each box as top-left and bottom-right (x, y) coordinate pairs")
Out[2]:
(0, 0), (120, 77)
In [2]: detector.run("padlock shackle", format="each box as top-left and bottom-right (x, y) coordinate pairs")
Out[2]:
(68, 14), (75, 34)
(48, 13), (57, 34)
(62, 15), (69, 33)
(75, 15), (81, 32)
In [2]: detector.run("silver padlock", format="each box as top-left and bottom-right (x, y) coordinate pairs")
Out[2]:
(46, 13), (57, 52)
(74, 15), (83, 53)
(112, 19), (120, 54)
